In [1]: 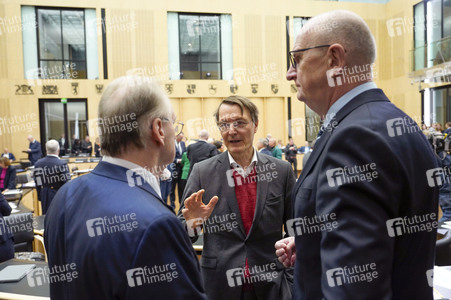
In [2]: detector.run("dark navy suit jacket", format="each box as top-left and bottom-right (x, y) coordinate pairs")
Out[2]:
(2, 153), (15, 161)
(34, 156), (70, 214)
(187, 140), (218, 176)
(292, 89), (438, 299)
(44, 161), (207, 300)
(0, 166), (16, 191)
(28, 140), (42, 165)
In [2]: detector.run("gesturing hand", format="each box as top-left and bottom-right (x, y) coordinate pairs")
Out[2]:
(182, 189), (218, 222)
(275, 237), (296, 268)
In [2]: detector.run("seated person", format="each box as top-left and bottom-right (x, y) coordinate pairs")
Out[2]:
(71, 139), (81, 156)
(0, 157), (16, 192)
(2, 148), (15, 161)
(0, 193), (14, 263)
(81, 136), (93, 155)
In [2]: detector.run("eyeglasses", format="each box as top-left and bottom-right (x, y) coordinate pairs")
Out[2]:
(217, 120), (249, 132)
(288, 45), (331, 69)
(160, 118), (184, 136)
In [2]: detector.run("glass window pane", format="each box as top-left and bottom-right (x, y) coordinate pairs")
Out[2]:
(38, 9), (62, 60)
(43, 102), (65, 141)
(62, 10), (86, 61)
(179, 15), (200, 62)
(180, 62), (200, 79)
(444, 0), (451, 38)
(414, 3), (426, 70)
(40, 60), (64, 79)
(66, 61), (87, 79)
(201, 63), (220, 79)
(67, 101), (87, 141)
(200, 16), (220, 62)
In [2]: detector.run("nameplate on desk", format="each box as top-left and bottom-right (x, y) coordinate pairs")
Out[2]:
(3, 189), (22, 196)
(21, 182), (36, 188)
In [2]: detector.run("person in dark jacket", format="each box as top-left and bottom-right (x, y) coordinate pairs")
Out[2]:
(0, 193), (14, 263)
(0, 157), (16, 192)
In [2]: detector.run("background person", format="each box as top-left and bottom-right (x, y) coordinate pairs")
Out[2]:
(26, 135), (42, 165)
(0, 157), (16, 193)
(170, 132), (186, 210)
(284, 138), (298, 176)
(45, 76), (206, 299)
(33, 139), (70, 215)
(276, 10), (438, 299)
(81, 136), (93, 155)
(2, 148), (15, 161)
(0, 193), (14, 263)
(186, 129), (218, 177)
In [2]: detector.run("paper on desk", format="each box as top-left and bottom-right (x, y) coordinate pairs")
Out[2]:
(21, 182), (36, 188)
(3, 189), (22, 195)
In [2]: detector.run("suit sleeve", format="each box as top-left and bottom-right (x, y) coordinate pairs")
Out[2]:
(30, 142), (41, 153)
(0, 193), (12, 216)
(317, 126), (399, 299)
(283, 163), (296, 237)
(7, 167), (16, 189)
(126, 214), (207, 299)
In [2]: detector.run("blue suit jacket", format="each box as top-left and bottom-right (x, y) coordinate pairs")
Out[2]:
(34, 156), (70, 214)
(173, 141), (186, 163)
(292, 89), (438, 299)
(28, 141), (42, 165)
(2, 153), (15, 161)
(44, 161), (206, 300)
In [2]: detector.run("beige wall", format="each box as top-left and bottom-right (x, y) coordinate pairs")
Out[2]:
(0, 0), (437, 159)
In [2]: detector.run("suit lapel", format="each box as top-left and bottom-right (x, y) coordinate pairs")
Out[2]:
(216, 153), (247, 237)
(294, 88), (389, 196)
(246, 152), (269, 239)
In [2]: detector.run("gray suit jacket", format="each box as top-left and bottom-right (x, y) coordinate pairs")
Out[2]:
(178, 151), (295, 300)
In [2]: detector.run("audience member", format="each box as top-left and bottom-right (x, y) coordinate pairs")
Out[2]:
(160, 165), (172, 206)
(0, 193), (14, 263)
(33, 139), (70, 214)
(71, 138), (81, 156)
(298, 141), (311, 154)
(257, 138), (272, 156)
(0, 157), (16, 192)
(45, 76), (207, 299)
(26, 135), (42, 165)
(276, 10), (438, 299)
(214, 140), (225, 152)
(444, 122), (451, 135)
(170, 132), (186, 210)
(284, 137), (298, 176)
(186, 129), (218, 177)
(2, 148), (15, 161)
(81, 136), (93, 155)
(58, 133), (69, 156)
(179, 95), (295, 300)
(94, 137), (101, 157)
(268, 138), (282, 159)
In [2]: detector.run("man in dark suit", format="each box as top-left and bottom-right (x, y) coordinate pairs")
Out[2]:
(170, 132), (186, 209)
(179, 96), (295, 300)
(33, 139), (70, 214)
(2, 148), (16, 161)
(26, 135), (42, 165)
(81, 135), (93, 155)
(58, 134), (69, 156)
(275, 10), (439, 299)
(45, 76), (206, 300)
(257, 138), (272, 156)
(284, 138), (298, 176)
(186, 129), (218, 177)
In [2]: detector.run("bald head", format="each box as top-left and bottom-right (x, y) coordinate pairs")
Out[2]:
(46, 139), (60, 155)
(299, 10), (376, 67)
(199, 130), (209, 140)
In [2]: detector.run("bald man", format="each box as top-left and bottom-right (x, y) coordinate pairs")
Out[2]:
(276, 10), (438, 299)
(186, 129), (218, 177)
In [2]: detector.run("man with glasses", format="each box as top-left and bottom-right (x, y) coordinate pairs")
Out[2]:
(45, 76), (207, 299)
(275, 10), (438, 299)
(178, 95), (295, 300)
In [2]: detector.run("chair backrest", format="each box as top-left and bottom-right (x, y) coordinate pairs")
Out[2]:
(11, 164), (24, 172)
(19, 161), (32, 169)
(4, 213), (34, 252)
(15, 173), (30, 185)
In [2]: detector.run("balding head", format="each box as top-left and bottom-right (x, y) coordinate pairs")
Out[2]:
(299, 10), (376, 67)
(46, 139), (60, 155)
(199, 130), (209, 140)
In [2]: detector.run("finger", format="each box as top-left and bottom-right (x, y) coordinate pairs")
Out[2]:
(206, 196), (218, 209)
(196, 189), (205, 204)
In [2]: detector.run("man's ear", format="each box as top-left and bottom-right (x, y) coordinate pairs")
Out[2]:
(327, 43), (346, 77)
(254, 120), (259, 133)
(150, 118), (165, 146)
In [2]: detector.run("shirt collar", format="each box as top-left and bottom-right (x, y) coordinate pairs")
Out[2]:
(322, 82), (377, 129)
(227, 148), (258, 177)
(102, 156), (161, 198)
(47, 154), (59, 159)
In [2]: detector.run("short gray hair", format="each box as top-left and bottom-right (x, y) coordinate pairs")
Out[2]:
(99, 76), (172, 156)
(46, 139), (60, 155)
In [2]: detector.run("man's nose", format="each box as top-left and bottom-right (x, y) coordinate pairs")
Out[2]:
(286, 65), (297, 81)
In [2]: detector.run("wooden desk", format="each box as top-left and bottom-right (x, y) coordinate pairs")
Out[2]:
(0, 259), (49, 300)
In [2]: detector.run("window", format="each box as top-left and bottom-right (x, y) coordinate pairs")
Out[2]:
(22, 6), (99, 80)
(168, 13), (233, 80)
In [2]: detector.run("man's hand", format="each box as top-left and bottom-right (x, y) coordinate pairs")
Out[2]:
(182, 189), (218, 222)
(275, 237), (296, 268)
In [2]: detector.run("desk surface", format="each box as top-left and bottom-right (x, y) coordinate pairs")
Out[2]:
(0, 259), (49, 299)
